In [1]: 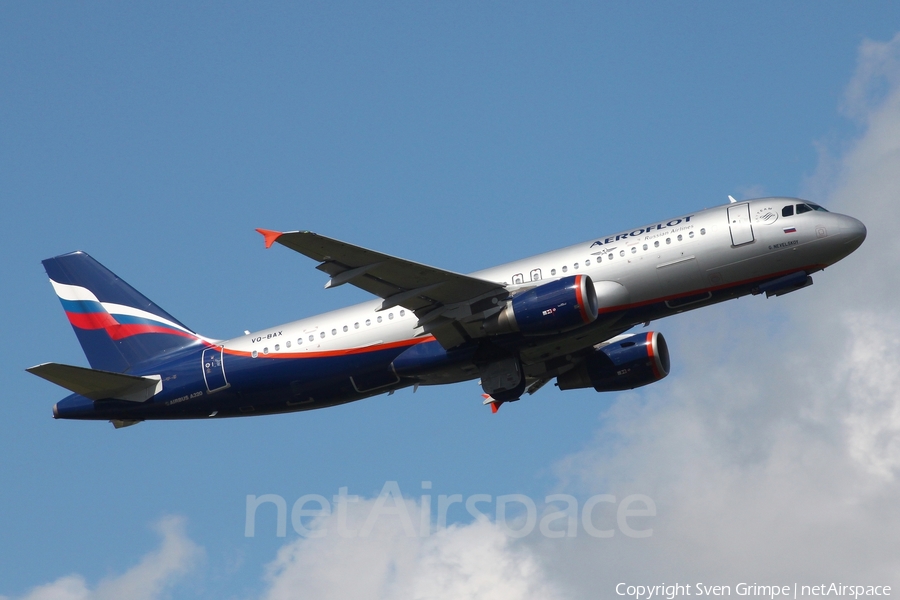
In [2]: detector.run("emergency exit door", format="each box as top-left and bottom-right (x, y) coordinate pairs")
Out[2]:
(727, 203), (755, 246)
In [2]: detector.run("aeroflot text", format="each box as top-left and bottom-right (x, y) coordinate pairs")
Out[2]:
(590, 216), (694, 247)
(616, 583), (891, 600)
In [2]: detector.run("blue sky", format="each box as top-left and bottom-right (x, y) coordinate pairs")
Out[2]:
(3, 3), (900, 599)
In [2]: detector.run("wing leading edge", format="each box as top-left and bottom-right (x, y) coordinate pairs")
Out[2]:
(256, 229), (509, 348)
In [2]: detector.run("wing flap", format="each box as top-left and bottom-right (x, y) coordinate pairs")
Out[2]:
(258, 229), (509, 347)
(27, 362), (162, 402)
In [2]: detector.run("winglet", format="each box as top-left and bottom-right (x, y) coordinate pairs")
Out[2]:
(482, 393), (503, 414)
(256, 229), (283, 249)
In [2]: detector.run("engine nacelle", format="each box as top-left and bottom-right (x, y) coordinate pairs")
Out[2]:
(484, 275), (599, 336)
(557, 331), (670, 392)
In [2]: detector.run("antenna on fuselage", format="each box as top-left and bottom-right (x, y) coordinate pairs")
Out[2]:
(728, 195), (738, 203)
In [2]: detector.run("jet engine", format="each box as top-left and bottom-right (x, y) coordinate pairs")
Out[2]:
(557, 331), (670, 392)
(484, 275), (599, 336)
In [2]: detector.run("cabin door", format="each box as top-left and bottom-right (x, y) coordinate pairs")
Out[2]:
(727, 203), (755, 246)
(202, 347), (229, 392)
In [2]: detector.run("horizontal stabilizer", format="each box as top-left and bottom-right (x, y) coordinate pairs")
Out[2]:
(27, 363), (162, 402)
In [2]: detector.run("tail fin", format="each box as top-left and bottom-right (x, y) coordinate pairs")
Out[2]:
(42, 251), (203, 372)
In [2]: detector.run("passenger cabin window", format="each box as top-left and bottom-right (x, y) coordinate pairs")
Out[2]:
(530, 269), (542, 281)
(782, 205), (794, 217)
(550, 268), (557, 276)
(512, 273), (524, 284)
(562, 265), (568, 273)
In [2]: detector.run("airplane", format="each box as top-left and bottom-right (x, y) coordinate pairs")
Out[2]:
(28, 197), (866, 427)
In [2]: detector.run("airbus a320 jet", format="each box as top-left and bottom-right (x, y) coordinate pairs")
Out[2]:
(29, 197), (865, 427)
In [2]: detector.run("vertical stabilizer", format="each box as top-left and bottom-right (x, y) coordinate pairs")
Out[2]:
(42, 252), (203, 372)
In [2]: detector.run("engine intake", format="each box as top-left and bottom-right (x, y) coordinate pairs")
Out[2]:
(557, 331), (670, 392)
(484, 275), (599, 336)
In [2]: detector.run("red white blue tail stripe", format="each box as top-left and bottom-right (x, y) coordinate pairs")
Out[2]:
(42, 251), (210, 372)
(50, 280), (199, 341)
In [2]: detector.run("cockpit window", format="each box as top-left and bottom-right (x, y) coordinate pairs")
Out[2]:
(808, 203), (828, 212)
(782, 205), (794, 217)
(796, 204), (812, 214)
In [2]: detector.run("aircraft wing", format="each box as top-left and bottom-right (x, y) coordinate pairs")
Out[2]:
(257, 229), (509, 348)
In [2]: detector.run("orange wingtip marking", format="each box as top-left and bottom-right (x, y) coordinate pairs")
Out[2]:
(482, 394), (502, 413)
(256, 228), (283, 249)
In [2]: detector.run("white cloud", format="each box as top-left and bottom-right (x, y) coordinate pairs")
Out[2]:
(6, 517), (202, 600)
(260, 495), (563, 600)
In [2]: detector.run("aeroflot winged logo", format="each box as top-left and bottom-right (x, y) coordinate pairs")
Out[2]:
(589, 215), (694, 247)
(50, 280), (198, 341)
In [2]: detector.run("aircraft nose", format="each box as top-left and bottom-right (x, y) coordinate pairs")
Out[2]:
(841, 216), (867, 251)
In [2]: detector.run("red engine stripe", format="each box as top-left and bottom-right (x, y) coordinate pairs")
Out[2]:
(646, 331), (661, 379)
(575, 275), (591, 324)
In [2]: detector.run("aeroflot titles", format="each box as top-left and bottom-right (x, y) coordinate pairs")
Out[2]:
(590, 215), (694, 247)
